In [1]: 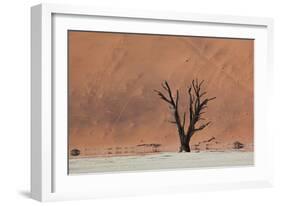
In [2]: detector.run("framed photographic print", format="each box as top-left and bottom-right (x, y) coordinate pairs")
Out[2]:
(31, 3), (274, 201)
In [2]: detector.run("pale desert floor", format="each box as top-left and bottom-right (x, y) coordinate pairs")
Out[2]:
(69, 151), (254, 174)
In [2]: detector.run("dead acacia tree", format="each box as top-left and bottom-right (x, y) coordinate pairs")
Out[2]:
(154, 79), (216, 152)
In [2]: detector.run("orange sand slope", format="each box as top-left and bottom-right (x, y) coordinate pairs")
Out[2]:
(68, 31), (254, 157)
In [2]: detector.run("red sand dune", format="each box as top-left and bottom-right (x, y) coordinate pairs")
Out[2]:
(68, 31), (254, 157)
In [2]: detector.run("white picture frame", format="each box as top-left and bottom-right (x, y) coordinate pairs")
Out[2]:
(31, 3), (274, 202)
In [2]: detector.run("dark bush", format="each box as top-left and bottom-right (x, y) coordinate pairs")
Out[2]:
(233, 141), (244, 149)
(71, 149), (80, 156)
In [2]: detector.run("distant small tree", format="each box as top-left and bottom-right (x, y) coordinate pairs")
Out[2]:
(154, 79), (216, 152)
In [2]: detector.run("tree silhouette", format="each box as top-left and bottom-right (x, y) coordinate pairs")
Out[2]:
(154, 79), (216, 152)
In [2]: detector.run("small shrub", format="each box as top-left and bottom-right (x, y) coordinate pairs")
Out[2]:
(233, 141), (244, 149)
(70, 149), (80, 156)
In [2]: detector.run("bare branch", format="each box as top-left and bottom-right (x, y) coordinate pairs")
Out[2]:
(168, 120), (177, 124)
(201, 105), (207, 110)
(199, 111), (206, 115)
(192, 80), (197, 94)
(194, 121), (211, 132)
(154, 81), (184, 139)
(196, 78), (202, 93)
(200, 98), (209, 107)
(185, 79), (216, 143)
(199, 91), (207, 98)
(164, 81), (176, 106)
(153, 90), (172, 105)
(175, 90), (179, 108)
(182, 112), (186, 131)
(208, 97), (216, 101)
(161, 82), (169, 92)
(188, 86), (194, 121)
(199, 80), (204, 88)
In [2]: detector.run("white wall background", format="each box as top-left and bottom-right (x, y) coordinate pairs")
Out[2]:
(0, 0), (280, 205)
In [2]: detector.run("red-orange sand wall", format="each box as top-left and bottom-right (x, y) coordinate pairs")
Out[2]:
(68, 31), (254, 157)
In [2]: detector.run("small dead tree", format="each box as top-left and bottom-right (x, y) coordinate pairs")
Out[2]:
(154, 79), (216, 152)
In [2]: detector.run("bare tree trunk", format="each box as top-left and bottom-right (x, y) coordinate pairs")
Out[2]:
(179, 143), (190, 152)
(179, 135), (191, 152)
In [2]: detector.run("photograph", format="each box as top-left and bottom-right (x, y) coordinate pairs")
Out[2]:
(68, 31), (254, 174)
